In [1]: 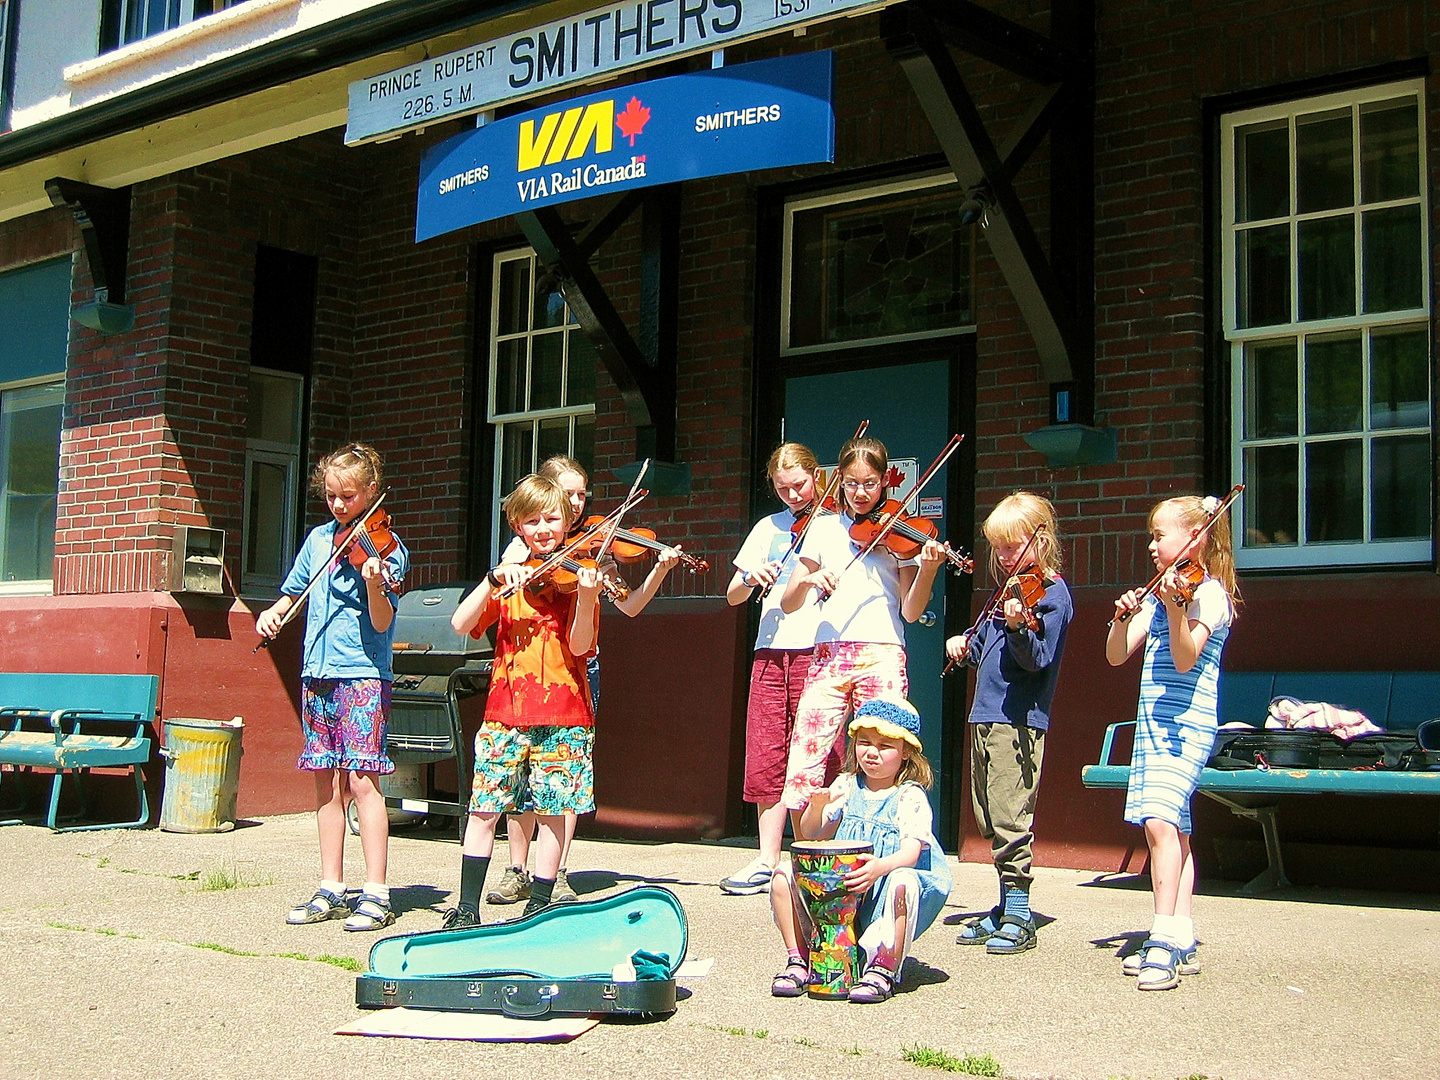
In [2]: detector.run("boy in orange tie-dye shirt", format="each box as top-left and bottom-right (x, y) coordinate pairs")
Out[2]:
(446, 474), (601, 925)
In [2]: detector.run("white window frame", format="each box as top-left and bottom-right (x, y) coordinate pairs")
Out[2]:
(487, 248), (596, 565)
(240, 367), (302, 595)
(0, 377), (63, 595)
(780, 171), (978, 357)
(1221, 79), (1432, 569)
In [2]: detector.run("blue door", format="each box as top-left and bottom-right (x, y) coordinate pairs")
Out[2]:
(785, 357), (967, 828)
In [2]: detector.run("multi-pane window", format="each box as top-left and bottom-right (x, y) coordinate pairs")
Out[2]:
(783, 174), (975, 354)
(101, 1), (237, 51)
(1, 0), (16, 130)
(0, 383), (62, 587)
(1223, 81), (1431, 568)
(241, 368), (302, 592)
(488, 249), (597, 563)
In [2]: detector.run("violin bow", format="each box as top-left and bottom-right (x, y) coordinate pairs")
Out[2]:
(757, 419), (869, 602)
(254, 489), (391, 653)
(593, 458), (649, 567)
(942, 522), (1047, 677)
(821, 433), (965, 600)
(1110, 483), (1244, 625)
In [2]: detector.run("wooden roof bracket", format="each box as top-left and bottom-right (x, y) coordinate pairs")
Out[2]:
(517, 183), (680, 466)
(44, 177), (135, 333)
(882, 1), (1098, 432)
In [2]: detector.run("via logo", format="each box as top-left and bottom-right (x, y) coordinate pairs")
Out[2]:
(517, 100), (614, 172)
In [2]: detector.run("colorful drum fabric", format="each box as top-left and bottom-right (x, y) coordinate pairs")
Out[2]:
(790, 839), (873, 999)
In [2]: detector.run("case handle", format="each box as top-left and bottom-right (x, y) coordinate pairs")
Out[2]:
(501, 983), (559, 1018)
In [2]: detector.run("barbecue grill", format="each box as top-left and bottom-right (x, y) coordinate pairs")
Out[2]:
(375, 582), (491, 833)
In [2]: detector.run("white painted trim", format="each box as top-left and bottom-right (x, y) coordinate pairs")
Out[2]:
(64, 0), (301, 85)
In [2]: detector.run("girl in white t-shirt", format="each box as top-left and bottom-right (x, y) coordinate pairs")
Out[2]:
(778, 436), (946, 811)
(720, 442), (831, 895)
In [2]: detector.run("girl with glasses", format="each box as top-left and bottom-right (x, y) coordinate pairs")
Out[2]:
(777, 436), (947, 818)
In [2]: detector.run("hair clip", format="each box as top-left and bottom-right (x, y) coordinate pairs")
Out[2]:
(1201, 495), (1220, 514)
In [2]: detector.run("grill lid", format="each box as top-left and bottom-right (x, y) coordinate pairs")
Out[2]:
(392, 582), (494, 675)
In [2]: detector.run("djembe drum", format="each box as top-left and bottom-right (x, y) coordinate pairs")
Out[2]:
(790, 839), (873, 999)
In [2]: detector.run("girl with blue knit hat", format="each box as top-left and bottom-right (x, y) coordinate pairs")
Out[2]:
(769, 697), (952, 1003)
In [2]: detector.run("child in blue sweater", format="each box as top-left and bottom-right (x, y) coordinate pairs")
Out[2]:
(945, 492), (1071, 954)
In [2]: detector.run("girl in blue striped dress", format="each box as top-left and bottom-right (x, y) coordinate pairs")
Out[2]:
(1105, 495), (1238, 991)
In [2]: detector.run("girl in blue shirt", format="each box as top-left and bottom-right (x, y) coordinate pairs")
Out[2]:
(257, 443), (409, 933)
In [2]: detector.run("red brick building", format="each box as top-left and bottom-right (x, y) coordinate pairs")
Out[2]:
(0, 1), (1436, 888)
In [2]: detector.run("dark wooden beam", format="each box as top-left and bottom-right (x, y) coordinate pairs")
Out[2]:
(518, 206), (658, 432)
(637, 185), (680, 461)
(44, 177), (131, 303)
(882, 4), (1082, 385)
(918, 0), (1081, 84)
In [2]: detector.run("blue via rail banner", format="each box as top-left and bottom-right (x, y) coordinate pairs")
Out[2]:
(415, 51), (834, 242)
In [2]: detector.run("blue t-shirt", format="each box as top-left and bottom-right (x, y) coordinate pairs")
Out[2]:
(281, 519), (409, 681)
(962, 575), (1072, 731)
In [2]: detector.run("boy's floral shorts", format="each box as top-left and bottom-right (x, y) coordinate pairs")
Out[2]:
(469, 721), (595, 815)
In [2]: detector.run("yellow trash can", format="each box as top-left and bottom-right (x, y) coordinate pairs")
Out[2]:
(159, 717), (244, 833)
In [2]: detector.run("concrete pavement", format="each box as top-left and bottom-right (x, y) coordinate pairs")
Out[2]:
(0, 814), (1436, 1079)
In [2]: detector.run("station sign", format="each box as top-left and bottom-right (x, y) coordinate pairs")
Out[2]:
(347, 0), (892, 145)
(415, 51), (834, 242)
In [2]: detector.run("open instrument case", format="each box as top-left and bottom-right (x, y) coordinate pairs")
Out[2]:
(356, 886), (687, 1018)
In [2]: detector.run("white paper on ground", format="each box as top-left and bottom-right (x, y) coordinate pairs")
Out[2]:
(336, 1008), (598, 1042)
(676, 957), (714, 978)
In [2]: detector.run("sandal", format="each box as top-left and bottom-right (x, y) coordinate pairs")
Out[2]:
(1123, 939), (1199, 977)
(1136, 940), (1183, 991)
(770, 960), (809, 998)
(286, 888), (347, 925)
(847, 966), (895, 1004)
(343, 892), (396, 932)
(985, 914), (1038, 955)
(956, 907), (1003, 945)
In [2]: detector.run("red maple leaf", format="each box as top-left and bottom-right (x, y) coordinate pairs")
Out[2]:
(884, 465), (905, 491)
(615, 96), (650, 146)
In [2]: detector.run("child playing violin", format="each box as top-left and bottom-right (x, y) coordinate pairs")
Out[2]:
(778, 436), (946, 814)
(1105, 494), (1239, 990)
(257, 443), (410, 932)
(444, 473), (602, 927)
(770, 697), (952, 1003)
(945, 491), (1071, 954)
(720, 442), (833, 895)
(490, 455), (680, 906)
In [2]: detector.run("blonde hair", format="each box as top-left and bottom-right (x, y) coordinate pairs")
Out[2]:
(538, 455), (587, 486)
(503, 474), (572, 530)
(1149, 495), (1241, 605)
(842, 726), (935, 790)
(310, 443), (383, 498)
(983, 491), (1062, 581)
(765, 442), (819, 478)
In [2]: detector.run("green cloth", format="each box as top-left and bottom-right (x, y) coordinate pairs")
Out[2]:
(630, 949), (671, 980)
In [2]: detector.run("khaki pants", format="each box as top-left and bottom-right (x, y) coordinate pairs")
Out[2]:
(969, 723), (1045, 887)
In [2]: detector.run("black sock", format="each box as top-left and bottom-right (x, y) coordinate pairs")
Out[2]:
(459, 855), (490, 912)
(530, 875), (555, 907)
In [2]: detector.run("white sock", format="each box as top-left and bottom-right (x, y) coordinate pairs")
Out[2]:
(1150, 913), (1184, 947)
(320, 879), (344, 897)
(363, 881), (390, 900)
(1174, 916), (1195, 948)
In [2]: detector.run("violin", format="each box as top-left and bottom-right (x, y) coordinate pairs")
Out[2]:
(788, 494), (843, 537)
(334, 506), (400, 593)
(1002, 568), (1046, 632)
(522, 555), (630, 603)
(1169, 559), (1205, 607)
(847, 500), (974, 573)
(574, 516), (709, 573)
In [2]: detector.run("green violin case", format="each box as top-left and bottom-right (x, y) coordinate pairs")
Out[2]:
(355, 885), (687, 1018)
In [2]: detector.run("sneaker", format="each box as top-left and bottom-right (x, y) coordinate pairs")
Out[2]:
(552, 868), (578, 903)
(719, 857), (773, 895)
(442, 905), (480, 930)
(485, 866), (531, 905)
(520, 896), (549, 920)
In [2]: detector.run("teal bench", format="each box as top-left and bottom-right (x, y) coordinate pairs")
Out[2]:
(1082, 672), (1440, 892)
(0, 673), (159, 831)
